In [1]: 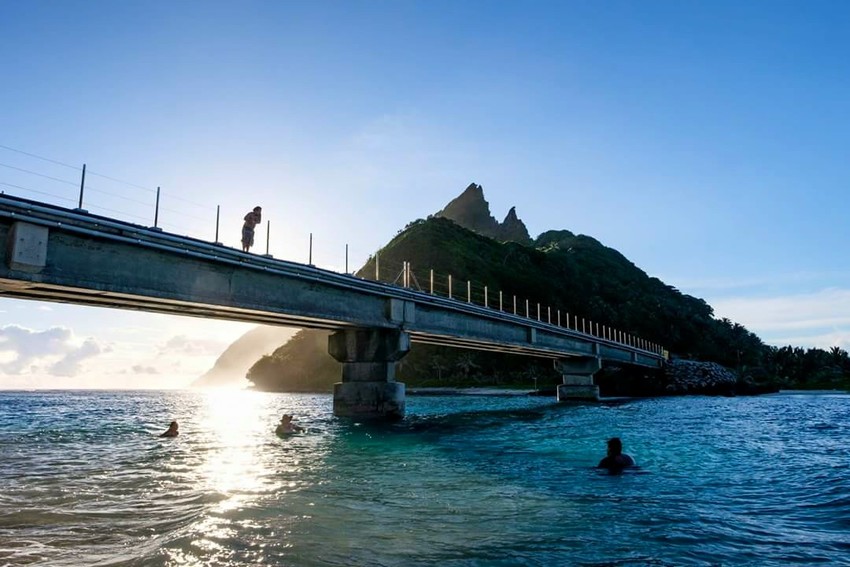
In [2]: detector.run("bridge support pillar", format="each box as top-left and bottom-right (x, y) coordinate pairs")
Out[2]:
(329, 328), (410, 420)
(555, 357), (601, 401)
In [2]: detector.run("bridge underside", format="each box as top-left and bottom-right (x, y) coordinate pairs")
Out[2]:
(0, 278), (357, 331)
(0, 278), (661, 364)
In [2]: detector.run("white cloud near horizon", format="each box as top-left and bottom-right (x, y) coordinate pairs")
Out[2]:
(49, 338), (104, 377)
(711, 288), (850, 349)
(0, 325), (106, 376)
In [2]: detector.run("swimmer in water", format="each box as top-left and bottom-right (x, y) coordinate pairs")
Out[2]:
(276, 414), (304, 435)
(160, 421), (179, 438)
(597, 437), (635, 473)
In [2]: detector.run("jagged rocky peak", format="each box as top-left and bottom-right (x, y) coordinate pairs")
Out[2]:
(436, 183), (531, 244)
(436, 183), (499, 235)
(499, 206), (531, 244)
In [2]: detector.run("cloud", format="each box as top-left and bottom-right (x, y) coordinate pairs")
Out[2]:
(0, 325), (105, 376)
(49, 338), (103, 377)
(768, 330), (850, 351)
(158, 335), (228, 356)
(131, 365), (159, 375)
(712, 288), (850, 331)
(711, 288), (850, 349)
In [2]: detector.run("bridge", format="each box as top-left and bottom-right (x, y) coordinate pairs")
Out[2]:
(0, 194), (665, 419)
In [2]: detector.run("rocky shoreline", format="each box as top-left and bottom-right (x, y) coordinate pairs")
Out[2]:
(663, 359), (738, 394)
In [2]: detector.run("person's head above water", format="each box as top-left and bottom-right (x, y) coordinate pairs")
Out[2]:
(607, 437), (623, 456)
(598, 437), (635, 472)
(160, 421), (179, 437)
(253, 206), (262, 212)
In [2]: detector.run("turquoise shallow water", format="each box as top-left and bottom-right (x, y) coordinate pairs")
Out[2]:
(0, 390), (849, 566)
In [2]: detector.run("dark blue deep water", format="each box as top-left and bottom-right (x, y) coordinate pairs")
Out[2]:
(0, 390), (848, 566)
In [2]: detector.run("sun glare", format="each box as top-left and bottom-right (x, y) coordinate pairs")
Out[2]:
(198, 389), (275, 503)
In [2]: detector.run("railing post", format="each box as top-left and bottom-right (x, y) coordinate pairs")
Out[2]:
(448, 275), (453, 299)
(467, 280), (471, 303)
(499, 291), (503, 311)
(536, 302), (540, 321)
(547, 306), (551, 324)
(557, 310), (561, 327)
(484, 286), (488, 308)
(375, 251), (380, 280)
(214, 205), (221, 244)
(345, 244), (349, 273)
(154, 186), (160, 228)
(430, 269), (434, 294)
(309, 233), (313, 265)
(265, 220), (271, 256)
(76, 163), (86, 210)
(582, 318), (586, 333)
(595, 322), (599, 336)
(513, 295), (517, 315)
(526, 299), (530, 318)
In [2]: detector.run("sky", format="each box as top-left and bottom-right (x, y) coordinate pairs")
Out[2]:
(1, 0), (849, 389)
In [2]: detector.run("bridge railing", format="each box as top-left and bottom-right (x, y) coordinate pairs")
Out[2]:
(361, 256), (664, 356)
(0, 145), (381, 271)
(0, 145), (665, 358)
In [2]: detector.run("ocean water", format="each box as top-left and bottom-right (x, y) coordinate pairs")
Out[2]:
(0, 390), (848, 566)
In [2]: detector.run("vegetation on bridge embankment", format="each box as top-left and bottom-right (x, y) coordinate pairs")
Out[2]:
(246, 184), (850, 395)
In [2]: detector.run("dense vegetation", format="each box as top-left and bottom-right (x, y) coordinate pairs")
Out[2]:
(247, 217), (849, 393)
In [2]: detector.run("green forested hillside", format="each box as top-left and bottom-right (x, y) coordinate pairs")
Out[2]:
(250, 215), (847, 393)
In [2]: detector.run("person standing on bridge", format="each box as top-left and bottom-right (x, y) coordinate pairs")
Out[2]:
(241, 206), (262, 252)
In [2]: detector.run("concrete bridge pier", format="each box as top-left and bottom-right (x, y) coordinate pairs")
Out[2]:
(329, 328), (410, 420)
(555, 356), (601, 401)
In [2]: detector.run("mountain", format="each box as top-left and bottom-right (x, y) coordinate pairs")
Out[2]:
(245, 183), (848, 394)
(192, 325), (295, 388)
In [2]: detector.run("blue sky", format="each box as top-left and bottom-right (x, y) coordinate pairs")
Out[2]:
(1, 1), (849, 388)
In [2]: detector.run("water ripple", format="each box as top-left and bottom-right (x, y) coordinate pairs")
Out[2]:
(0, 391), (848, 565)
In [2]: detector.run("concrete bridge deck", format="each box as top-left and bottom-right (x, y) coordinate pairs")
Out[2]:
(0, 194), (665, 418)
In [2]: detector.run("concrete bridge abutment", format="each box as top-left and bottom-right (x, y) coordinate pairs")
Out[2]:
(329, 328), (410, 420)
(555, 356), (601, 401)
